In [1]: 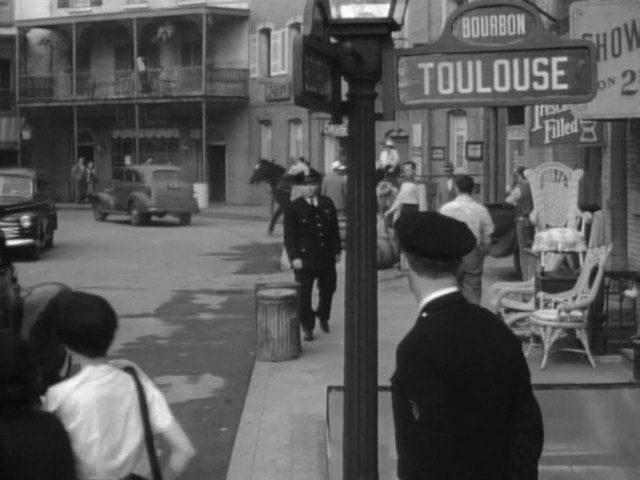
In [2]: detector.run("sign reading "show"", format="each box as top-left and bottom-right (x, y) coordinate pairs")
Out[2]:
(391, 0), (597, 109)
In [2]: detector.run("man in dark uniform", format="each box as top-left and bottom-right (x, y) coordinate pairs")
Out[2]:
(391, 210), (544, 480)
(284, 170), (341, 341)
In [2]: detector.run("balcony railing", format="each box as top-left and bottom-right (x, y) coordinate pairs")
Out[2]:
(19, 67), (249, 103)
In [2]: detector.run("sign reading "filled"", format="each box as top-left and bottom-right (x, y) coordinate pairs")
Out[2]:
(391, 0), (597, 109)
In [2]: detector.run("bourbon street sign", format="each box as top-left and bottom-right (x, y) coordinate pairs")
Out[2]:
(390, 0), (597, 109)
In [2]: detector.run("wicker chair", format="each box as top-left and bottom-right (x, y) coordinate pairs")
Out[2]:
(526, 244), (612, 370)
(489, 278), (535, 338)
(525, 162), (584, 232)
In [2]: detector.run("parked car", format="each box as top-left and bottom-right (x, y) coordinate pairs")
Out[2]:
(0, 168), (57, 260)
(93, 165), (199, 226)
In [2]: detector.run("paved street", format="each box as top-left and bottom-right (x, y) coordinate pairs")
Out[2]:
(15, 207), (285, 480)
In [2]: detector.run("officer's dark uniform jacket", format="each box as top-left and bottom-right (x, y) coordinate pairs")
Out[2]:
(283, 195), (341, 267)
(391, 291), (544, 480)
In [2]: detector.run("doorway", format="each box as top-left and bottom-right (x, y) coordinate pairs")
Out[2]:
(207, 145), (226, 202)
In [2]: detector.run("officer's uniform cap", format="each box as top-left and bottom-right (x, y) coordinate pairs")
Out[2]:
(395, 211), (476, 260)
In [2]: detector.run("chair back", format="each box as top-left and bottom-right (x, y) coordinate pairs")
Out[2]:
(525, 162), (584, 230)
(541, 245), (611, 309)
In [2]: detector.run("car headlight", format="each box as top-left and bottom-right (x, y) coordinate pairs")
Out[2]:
(19, 215), (32, 228)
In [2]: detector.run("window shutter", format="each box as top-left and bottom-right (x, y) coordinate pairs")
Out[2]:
(249, 34), (258, 78)
(270, 30), (281, 76)
(280, 29), (288, 75)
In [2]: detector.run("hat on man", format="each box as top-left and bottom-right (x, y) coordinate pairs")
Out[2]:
(296, 168), (322, 185)
(380, 139), (396, 148)
(395, 211), (476, 261)
(331, 160), (347, 171)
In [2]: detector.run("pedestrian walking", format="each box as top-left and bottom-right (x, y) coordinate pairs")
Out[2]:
(85, 160), (98, 201)
(43, 291), (196, 480)
(384, 161), (425, 226)
(71, 157), (86, 203)
(439, 175), (495, 305)
(391, 210), (544, 480)
(284, 170), (341, 341)
(0, 330), (78, 480)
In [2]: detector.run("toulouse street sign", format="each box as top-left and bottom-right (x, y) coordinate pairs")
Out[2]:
(391, 0), (597, 109)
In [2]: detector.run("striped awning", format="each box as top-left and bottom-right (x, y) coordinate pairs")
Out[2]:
(0, 116), (19, 149)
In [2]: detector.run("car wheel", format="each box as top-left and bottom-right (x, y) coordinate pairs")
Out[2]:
(93, 204), (107, 222)
(178, 213), (191, 226)
(130, 204), (147, 226)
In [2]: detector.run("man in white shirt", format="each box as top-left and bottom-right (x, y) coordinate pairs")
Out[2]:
(439, 175), (495, 304)
(44, 291), (195, 480)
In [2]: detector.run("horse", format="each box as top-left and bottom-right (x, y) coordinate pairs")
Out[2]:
(250, 159), (296, 235)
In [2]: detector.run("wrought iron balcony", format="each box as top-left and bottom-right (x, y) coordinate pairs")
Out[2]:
(19, 66), (249, 103)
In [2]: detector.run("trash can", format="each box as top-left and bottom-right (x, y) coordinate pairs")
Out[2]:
(255, 283), (301, 362)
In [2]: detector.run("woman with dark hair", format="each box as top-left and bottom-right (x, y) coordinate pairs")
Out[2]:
(0, 330), (78, 480)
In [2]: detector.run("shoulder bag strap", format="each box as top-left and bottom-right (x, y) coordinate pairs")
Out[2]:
(123, 366), (163, 480)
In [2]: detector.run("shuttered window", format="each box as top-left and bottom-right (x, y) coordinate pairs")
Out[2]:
(249, 34), (258, 78)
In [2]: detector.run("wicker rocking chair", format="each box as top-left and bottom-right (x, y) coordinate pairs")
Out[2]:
(527, 244), (612, 370)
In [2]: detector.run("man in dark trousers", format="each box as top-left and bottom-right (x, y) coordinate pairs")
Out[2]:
(391, 210), (543, 480)
(284, 170), (341, 341)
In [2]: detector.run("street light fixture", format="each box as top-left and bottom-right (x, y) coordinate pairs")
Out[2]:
(310, 1), (408, 480)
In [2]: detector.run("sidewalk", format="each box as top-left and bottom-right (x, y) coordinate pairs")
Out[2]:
(226, 254), (636, 480)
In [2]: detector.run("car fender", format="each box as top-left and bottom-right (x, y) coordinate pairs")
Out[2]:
(128, 191), (152, 210)
(94, 192), (115, 210)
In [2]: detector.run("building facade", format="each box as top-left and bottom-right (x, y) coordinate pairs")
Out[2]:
(16, 0), (253, 204)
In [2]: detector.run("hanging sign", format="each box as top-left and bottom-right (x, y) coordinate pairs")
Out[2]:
(570, 0), (640, 119)
(293, 0), (342, 115)
(391, 0), (597, 109)
(529, 104), (603, 146)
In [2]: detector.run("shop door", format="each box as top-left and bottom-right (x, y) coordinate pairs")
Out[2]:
(207, 145), (226, 202)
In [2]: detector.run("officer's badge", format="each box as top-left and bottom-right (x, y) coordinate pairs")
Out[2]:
(409, 400), (420, 420)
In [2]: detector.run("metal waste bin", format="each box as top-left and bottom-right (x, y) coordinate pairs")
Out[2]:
(255, 283), (301, 361)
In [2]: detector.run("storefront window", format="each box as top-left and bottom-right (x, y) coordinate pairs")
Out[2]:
(448, 112), (468, 172)
(260, 121), (272, 160)
(288, 119), (303, 159)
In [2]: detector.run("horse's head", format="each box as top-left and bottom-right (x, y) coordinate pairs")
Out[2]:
(250, 159), (285, 186)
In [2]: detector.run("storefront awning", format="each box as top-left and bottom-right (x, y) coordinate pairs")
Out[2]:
(0, 116), (19, 149)
(112, 128), (179, 139)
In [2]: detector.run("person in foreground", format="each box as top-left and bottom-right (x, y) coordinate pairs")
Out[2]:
(0, 330), (78, 480)
(43, 291), (196, 480)
(390, 211), (544, 480)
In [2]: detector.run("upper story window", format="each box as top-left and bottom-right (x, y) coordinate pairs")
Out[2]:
(258, 28), (271, 78)
(287, 23), (302, 74)
(250, 25), (289, 78)
(58, 0), (102, 7)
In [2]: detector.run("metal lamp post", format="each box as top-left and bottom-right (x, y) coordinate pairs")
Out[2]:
(323, 1), (408, 479)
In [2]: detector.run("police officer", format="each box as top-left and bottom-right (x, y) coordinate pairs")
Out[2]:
(284, 170), (341, 341)
(391, 210), (543, 480)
